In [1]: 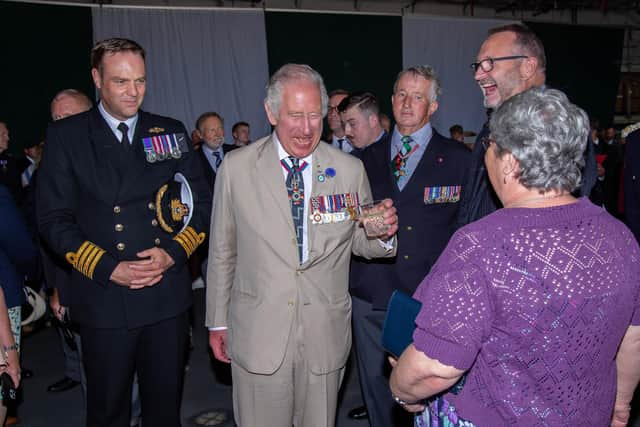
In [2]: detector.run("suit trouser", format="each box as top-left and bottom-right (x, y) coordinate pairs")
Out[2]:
(351, 295), (412, 427)
(80, 311), (188, 427)
(230, 301), (345, 427)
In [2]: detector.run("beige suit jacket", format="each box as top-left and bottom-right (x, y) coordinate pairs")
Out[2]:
(205, 135), (395, 375)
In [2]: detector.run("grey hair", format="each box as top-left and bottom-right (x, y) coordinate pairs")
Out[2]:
(393, 65), (442, 102)
(265, 64), (329, 120)
(489, 87), (588, 193)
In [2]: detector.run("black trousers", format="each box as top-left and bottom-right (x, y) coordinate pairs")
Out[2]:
(80, 311), (189, 427)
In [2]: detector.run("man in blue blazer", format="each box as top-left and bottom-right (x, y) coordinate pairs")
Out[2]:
(349, 66), (470, 426)
(37, 38), (211, 427)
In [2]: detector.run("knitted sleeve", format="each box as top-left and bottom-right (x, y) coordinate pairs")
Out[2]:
(412, 229), (493, 370)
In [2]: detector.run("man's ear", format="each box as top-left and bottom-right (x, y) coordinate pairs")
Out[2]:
(91, 68), (102, 90)
(264, 101), (278, 126)
(520, 57), (538, 81)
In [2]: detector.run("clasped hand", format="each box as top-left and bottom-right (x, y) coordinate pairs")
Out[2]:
(110, 247), (175, 289)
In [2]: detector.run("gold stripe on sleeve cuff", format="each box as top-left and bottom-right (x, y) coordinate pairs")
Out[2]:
(65, 241), (106, 280)
(173, 226), (206, 257)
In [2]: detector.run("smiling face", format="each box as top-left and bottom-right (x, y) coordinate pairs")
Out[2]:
(475, 32), (531, 109)
(199, 116), (225, 149)
(391, 73), (438, 135)
(265, 80), (323, 159)
(91, 51), (146, 121)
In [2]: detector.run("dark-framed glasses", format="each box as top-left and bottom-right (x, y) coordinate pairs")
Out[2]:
(470, 55), (529, 73)
(481, 137), (495, 151)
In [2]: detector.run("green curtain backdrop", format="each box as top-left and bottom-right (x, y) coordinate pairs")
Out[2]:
(526, 22), (624, 126)
(0, 1), (93, 154)
(265, 11), (402, 127)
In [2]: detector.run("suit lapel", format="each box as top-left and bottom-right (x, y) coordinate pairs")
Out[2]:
(117, 112), (160, 198)
(254, 137), (296, 238)
(88, 109), (123, 204)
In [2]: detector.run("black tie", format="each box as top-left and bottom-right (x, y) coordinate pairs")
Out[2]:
(338, 138), (345, 150)
(118, 122), (130, 152)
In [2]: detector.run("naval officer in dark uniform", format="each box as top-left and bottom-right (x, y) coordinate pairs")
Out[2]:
(37, 38), (211, 427)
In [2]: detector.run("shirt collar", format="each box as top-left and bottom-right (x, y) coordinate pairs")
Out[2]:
(273, 132), (313, 165)
(98, 102), (138, 140)
(392, 122), (432, 149)
(202, 144), (224, 156)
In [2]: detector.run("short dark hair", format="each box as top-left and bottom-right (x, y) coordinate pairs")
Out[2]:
(91, 38), (146, 73)
(337, 91), (380, 117)
(489, 24), (546, 71)
(232, 121), (249, 134)
(328, 89), (349, 98)
(449, 124), (463, 135)
(196, 112), (224, 131)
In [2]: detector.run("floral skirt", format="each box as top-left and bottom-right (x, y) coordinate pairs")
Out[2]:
(414, 376), (474, 427)
(414, 395), (476, 427)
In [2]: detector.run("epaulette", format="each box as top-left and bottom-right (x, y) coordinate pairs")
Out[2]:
(622, 122), (640, 138)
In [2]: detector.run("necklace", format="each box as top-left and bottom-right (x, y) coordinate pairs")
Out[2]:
(505, 192), (574, 209)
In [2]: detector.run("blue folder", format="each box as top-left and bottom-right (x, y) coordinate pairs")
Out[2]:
(381, 290), (422, 358)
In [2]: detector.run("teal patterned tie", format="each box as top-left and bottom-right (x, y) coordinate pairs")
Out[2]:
(392, 135), (415, 183)
(282, 156), (308, 262)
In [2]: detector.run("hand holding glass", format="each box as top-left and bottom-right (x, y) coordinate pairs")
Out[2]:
(358, 201), (391, 238)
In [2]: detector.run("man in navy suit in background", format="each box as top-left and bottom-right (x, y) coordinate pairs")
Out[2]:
(348, 66), (470, 426)
(196, 111), (237, 191)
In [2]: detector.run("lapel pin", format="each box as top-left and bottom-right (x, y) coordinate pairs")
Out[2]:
(436, 156), (444, 164)
(324, 167), (336, 178)
(318, 174), (325, 182)
(148, 127), (165, 134)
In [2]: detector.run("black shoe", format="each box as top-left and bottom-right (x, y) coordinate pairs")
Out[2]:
(348, 405), (368, 420)
(47, 377), (80, 392)
(21, 368), (33, 379)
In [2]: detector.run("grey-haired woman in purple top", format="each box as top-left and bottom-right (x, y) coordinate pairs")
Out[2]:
(389, 87), (640, 427)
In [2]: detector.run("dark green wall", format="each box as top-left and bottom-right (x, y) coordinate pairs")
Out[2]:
(526, 22), (624, 126)
(265, 11), (402, 128)
(0, 1), (93, 154)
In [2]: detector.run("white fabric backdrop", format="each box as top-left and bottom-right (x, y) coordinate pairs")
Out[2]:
(93, 7), (271, 141)
(403, 15), (517, 136)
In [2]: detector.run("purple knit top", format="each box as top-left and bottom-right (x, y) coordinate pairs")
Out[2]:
(413, 197), (640, 426)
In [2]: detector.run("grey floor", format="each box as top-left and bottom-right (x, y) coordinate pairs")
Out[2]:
(17, 289), (640, 427)
(18, 289), (366, 427)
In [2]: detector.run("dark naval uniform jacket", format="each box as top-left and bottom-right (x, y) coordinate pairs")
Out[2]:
(350, 130), (471, 309)
(625, 125), (640, 244)
(37, 108), (211, 329)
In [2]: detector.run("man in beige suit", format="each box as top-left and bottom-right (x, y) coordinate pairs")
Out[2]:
(206, 63), (398, 427)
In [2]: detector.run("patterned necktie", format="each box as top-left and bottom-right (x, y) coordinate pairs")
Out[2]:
(117, 122), (130, 152)
(282, 156), (308, 262)
(212, 150), (222, 169)
(392, 135), (417, 184)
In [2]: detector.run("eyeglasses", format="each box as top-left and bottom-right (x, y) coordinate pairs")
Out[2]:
(481, 137), (495, 151)
(470, 55), (529, 73)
